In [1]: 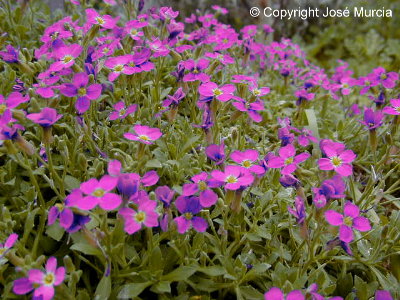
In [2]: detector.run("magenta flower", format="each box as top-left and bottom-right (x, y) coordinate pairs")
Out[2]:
(297, 128), (318, 147)
(375, 290), (394, 300)
(59, 72), (102, 113)
(182, 59), (210, 82)
(0, 233), (18, 260)
(230, 149), (265, 175)
(205, 141), (225, 165)
(119, 200), (159, 234)
(199, 81), (235, 102)
(268, 144), (310, 175)
(109, 101), (137, 120)
(13, 257), (65, 300)
(264, 287), (304, 300)
(86, 8), (118, 29)
(0, 91), (29, 110)
(155, 186), (175, 207)
(173, 196), (208, 234)
(383, 98), (400, 115)
(325, 201), (371, 243)
(124, 125), (162, 144)
(182, 172), (218, 207)
(231, 97), (264, 123)
(48, 205), (89, 233)
(104, 54), (133, 81)
(0, 45), (19, 63)
(359, 107), (384, 130)
(211, 165), (254, 190)
(312, 175), (346, 208)
(26, 107), (62, 127)
(370, 67), (399, 89)
(48, 44), (83, 72)
(288, 196), (306, 224)
(318, 142), (356, 177)
(77, 175), (122, 210)
(205, 52), (234, 65)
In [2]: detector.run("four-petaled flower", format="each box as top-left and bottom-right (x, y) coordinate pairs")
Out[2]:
(268, 144), (310, 175)
(325, 201), (371, 243)
(318, 142), (356, 177)
(124, 125), (162, 144)
(119, 200), (159, 234)
(173, 196), (208, 234)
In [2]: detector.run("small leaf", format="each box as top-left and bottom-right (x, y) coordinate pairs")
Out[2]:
(70, 243), (102, 256)
(94, 276), (111, 300)
(145, 159), (162, 168)
(45, 223), (65, 242)
(161, 265), (196, 282)
(118, 282), (152, 299)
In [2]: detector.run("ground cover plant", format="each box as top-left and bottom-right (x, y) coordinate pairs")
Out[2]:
(0, 0), (400, 299)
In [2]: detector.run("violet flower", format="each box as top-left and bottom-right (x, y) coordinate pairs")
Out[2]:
(173, 196), (208, 234)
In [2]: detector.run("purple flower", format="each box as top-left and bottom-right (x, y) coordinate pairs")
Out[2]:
(268, 144), (310, 175)
(48, 44), (83, 72)
(359, 107), (384, 130)
(231, 97), (264, 123)
(173, 196), (208, 234)
(163, 88), (185, 107)
(288, 196), (306, 224)
(13, 257), (65, 300)
(119, 200), (159, 234)
(0, 45), (19, 63)
(279, 174), (300, 188)
(155, 186), (175, 207)
(210, 165), (254, 190)
(124, 125), (162, 144)
(182, 172), (218, 207)
(59, 72), (102, 114)
(86, 8), (119, 29)
(313, 175), (346, 208)
(375, 290), (394, 300)
(370, 67), (399, 89)
(26, 107), (62, 128)
(264, 287), (304, 300)
(205, 142), (225, 165)
(325, 201), (371, 243)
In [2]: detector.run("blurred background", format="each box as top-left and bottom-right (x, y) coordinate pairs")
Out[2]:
(39, 0), (400, 74)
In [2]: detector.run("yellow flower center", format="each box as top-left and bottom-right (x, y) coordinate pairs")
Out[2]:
(0, 104), (6, 114)
(119, 108), (126, 116)
(365, 80), (371, 86)
(285, 157), (294, 165)
(213, 88), (222, 96)
(331, 156), (342, 167)
(193, 69), (199, 74)
(135, 211), (146, 223)
(0, 248), (5, 256)
(242, 160), (252, 168)
(130, 29), (138, 36)
(78, 87), (87, 96)
(93, 188), (105, 197)
(380, 74), (387, 80)
(44, 273), (55, 285)
(184, 212), (193, 220)
(96, 17), (105, 25)
(62, 55), (74, 64)
(344, 216), (353, 227)
(342, 83), (349, 89)
(253, 89), (261, 96)
(223, 38), (228, 43)
(198, 181), (207, 191)
(396, 107), (400, 113)
(114, 64), (124, 72)
(139, 135), (150, 141)
(226, 175), (237, 184)
(102, 47), (110, 54)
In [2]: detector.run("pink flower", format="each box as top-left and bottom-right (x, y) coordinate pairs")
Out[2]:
(13, 257), (65, 300)
(383, 98), (400, 115)
(77, 175), (122, 210)
(48, 44), (83, 72)
(182, 59), (210, 82)
(119, 200), (159, 234)
(325, 201), (371, 243)
(124, 125), (162, 144)
(199, 81), (235, 102)
(231, 97), (264, 123)
(267, 144), (310, 175)
(211, 165), (254, 190)
(0, 233), (18, 259)
(230, 149), (265, 175)
(264, 287), (304, 300)
(86, 8), (119, 29)
(109, 101), (137, 120)
(182, 172), (218, 207)
(318, 141), (356, 177)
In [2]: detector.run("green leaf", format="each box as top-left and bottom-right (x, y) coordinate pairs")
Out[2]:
(70, 243), (102, 256)
(161, 265), (196, 282)
(305, 108), (320, 139)
(145, 159), (162, 168)
(198, 266), (225, 276)
(64, 175), (81, 191)
(45, 223), (65, 242)
(150, 281), (171, 294)
(94, 276), (111, 300)
(118, 282), (152, 299)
